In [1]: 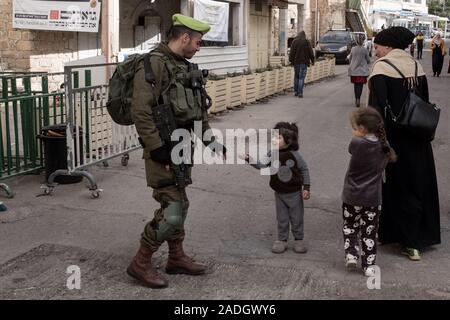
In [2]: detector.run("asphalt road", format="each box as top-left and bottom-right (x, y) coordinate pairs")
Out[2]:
(0, 49), (449, 299)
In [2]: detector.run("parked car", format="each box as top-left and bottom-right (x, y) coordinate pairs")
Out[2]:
(315, 30), (356, 63)
(353, 31), (372, 57)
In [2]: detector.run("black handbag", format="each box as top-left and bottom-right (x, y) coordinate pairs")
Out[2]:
(382, 59), (440, 141)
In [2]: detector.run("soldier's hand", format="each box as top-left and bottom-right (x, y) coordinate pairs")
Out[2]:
(150, 145), (171, 165)
(219, 144), (227, 161)
(238, 154), (249, 162)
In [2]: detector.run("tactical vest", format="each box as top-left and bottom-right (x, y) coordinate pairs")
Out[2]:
(150, 51), (205, 127)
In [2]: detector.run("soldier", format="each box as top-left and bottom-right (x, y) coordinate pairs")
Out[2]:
(127, 14), (225, 288)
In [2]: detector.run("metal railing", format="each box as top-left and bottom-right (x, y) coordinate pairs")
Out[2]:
(42, 62), (141, 198)
(0, 72), (66, 198)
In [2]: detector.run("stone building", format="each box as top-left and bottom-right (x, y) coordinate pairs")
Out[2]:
(1, 0), (336, 77)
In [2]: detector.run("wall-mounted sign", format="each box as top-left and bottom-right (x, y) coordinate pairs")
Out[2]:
(13, 0), (101, 33)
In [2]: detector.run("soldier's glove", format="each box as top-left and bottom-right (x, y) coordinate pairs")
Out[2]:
(150, 145), (172, 165)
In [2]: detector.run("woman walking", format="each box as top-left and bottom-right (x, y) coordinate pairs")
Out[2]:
(415, 32), (424, 60)
(430, 33), (446, 77)
(347, 35), (371, 107)
(368, 26), (441, 261)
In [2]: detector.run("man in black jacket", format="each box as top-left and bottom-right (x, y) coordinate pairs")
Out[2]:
(289, 31), (315, 98)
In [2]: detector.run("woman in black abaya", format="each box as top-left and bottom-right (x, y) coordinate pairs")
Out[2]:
(368, 27), (441, 261)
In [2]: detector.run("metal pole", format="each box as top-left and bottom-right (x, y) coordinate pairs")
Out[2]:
(315, 0), (318, 44)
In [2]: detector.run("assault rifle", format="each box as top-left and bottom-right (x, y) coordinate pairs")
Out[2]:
(151, 103), (192, 189)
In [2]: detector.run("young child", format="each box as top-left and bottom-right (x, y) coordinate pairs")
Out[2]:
(242, 122), (311, 254)
(342, 108), (396, 276)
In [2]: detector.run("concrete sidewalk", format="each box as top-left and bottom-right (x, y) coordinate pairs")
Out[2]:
(0, 51), (449, 299)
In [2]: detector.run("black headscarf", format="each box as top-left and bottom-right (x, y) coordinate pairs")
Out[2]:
(373, 27), (415, 49)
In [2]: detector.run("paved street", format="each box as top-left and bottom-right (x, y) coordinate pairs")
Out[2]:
(0, 49), (449, 300)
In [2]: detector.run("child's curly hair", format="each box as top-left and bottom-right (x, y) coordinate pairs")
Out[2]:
(274, 122), (299, 150)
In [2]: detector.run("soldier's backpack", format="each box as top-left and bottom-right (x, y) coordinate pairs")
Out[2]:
(106, 51), (206, 126)
(106, 53), (148, 125)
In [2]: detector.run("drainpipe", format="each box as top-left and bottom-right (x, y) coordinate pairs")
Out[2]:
(315, 0), (318, 44)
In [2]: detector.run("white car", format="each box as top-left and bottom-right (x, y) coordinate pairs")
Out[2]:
(353, 32), (373, 57)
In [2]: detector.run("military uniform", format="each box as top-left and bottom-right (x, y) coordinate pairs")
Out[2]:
(131, 40), (213, 249)
(127, 14), (217, 288)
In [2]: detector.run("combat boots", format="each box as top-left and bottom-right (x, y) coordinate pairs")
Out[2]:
(127, 244), (168, 288)
(165, 238), (207, 275)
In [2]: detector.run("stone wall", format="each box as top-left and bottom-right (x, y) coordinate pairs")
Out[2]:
(309, 0), (333, 44)
(0, 0), (81, 74)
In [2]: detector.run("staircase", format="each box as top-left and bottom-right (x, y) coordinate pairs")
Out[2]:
(346, 0), (372, 36)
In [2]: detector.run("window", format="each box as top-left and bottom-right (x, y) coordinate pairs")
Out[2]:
(255, 0), (262, 12)
(414, 0), (421, 3)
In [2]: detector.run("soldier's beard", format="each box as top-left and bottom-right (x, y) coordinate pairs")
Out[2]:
(183, 42), (198, 59)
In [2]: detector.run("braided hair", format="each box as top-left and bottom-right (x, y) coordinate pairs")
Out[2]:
(274, 122), (299, 150)
(350, 108), (397, 162)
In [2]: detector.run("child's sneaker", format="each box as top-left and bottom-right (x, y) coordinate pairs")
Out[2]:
(272, 240), (288, 253)
(293, 240), (308, 253)
(401, 247), (421, 261)
(364, 265), (378, 277)
(345, 254), (358, 270)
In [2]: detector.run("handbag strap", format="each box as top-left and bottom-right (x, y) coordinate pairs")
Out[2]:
(381, 58), (418, 80)
(378, 59), (418, 123)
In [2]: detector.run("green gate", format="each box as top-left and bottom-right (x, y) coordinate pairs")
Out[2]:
(0, 72), (66, 198)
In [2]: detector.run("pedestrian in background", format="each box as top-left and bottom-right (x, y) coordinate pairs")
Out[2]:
(342, 108), (396, 276)
(289, 31), (315, 98)
(430, 33), (446, 77)
(347, 35), (371, 107)
(415, 32), (424, 59)
(242, 122), (311, 254)
(368, 26), (441, 261)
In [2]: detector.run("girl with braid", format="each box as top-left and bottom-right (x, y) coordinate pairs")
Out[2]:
(341, 108), (396, 276)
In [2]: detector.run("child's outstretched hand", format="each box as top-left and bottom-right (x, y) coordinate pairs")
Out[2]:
(238, 154), (249, 162)
(303, 190), (310, 200)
